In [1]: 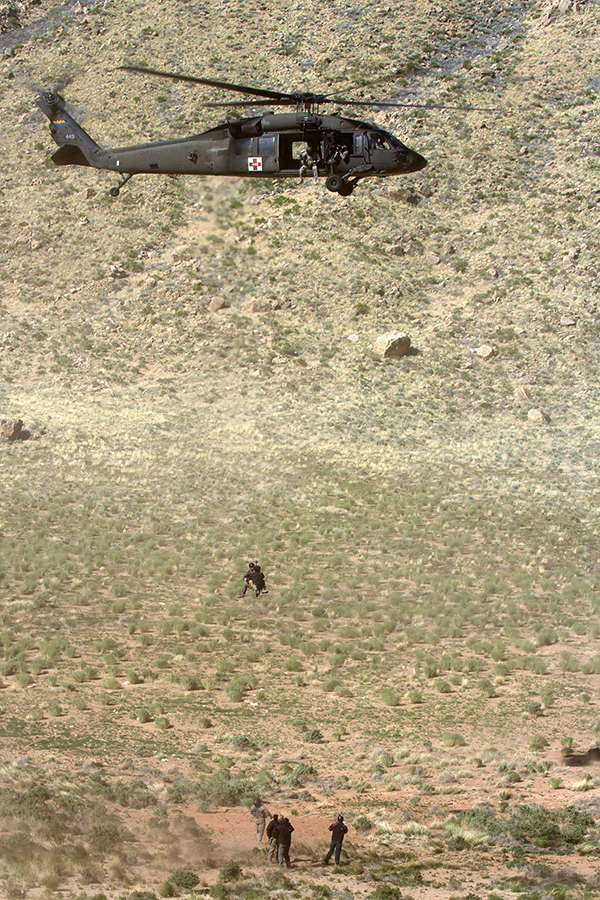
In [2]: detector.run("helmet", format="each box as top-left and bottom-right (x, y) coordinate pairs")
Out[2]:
(338, 814), (344, 822)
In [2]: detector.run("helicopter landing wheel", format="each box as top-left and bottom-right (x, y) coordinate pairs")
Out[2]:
(338, 181), (354, 196)
(109, 186), (120, 197)
(325, 174), (343, 193)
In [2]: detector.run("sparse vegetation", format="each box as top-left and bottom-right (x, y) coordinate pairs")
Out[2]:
(0, 1), (598, 898)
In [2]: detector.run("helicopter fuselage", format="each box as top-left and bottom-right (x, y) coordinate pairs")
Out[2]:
(102, 112), (426, 179)
(40, 92), (426, 196)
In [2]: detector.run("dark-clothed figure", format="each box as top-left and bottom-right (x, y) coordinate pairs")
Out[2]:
(276, 816), (294, 869)
(250, 797), (271, 843)
(324, 814), (348, 865)
(240, 562), (268, 597)
(267, 814), (280, 863)
(252, 564), (267, 594)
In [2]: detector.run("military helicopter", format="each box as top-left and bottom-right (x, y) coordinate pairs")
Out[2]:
(38, 65), (477, 197)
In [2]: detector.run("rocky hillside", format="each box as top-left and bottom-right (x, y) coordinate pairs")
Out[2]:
(0, 1), (600, 898)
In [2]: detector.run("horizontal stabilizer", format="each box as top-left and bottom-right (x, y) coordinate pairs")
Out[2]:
(51, 144), (91, 167)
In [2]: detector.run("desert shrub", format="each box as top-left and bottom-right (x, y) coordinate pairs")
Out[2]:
(560, 651), (581, 673)
(477, 678), (496, 698)
(379, 688), (400, 707)
(529, 734), (549, 752)
(507, 805), (593, 849)
(442, 732), (465, 747)
(219, 860), (242, 882)
(198, 773), (256, 807)
(108, 779), (156, 809)
(522, 656), (547, 675)
(169, 869), (200, 890)
(407, 689), (423, 703)
(291, 762), (318, 781)
(354, 814), (372, 832)
(225, 677), (250, 702)
(87, 821), (125, 855)
(229, 734), (257, 751)
(560, 736), (575, 757)
(370, 885), (402, 900)
(209, 886), (228, 900)
(304, 728), (323, 744)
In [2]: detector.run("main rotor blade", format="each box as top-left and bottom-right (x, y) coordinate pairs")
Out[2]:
(119, 64), (296, 102)
(202, 99), (297, 108)
(325, 97), (492, 111)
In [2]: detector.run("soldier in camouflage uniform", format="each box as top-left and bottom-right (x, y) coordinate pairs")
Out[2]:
(250, 796), (271, 843)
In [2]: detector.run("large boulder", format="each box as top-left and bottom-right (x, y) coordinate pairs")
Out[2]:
(372, 331), (411, 359)
(0, 416), (29, 440)
(528, 408), (551, 425)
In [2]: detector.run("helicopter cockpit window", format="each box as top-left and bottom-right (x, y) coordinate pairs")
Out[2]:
(369, 131), (393, 150)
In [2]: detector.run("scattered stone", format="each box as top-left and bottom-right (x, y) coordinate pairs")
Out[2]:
(0, 416), (30, 441)
(208, 296), (228, 312)
(560, 315), (577, 326)
(419, 183), (436, 198)
(109, 264), (129, 279)
(514, 386), (532, 403)
(528, 408), (551, 424)
(390, 186), (420, 206)
(372, 331), (411, 359)
(543, 0), (584, 22)
(0, 4), (20, 33)
(473, 345), (495, 360)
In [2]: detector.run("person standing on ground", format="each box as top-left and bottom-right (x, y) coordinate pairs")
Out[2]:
(266, 813), (280, 863)
(276, 816), (295, 869)
(323, 814), (348, 865)
(250, 796), (271, 843)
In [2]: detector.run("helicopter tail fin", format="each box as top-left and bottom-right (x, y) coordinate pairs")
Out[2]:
(37, 91), (106, 168)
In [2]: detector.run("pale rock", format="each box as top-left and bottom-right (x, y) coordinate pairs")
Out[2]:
(528, 408), (551, 424)
(514, 386), (532, 403)
(372, 331), (411, 359)
(560, 315), (577, 326)
(474, 345), (495, 360)
(208, 296), (228, 312)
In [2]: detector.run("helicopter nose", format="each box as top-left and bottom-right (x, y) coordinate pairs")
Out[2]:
(397, 150), (427, 173)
